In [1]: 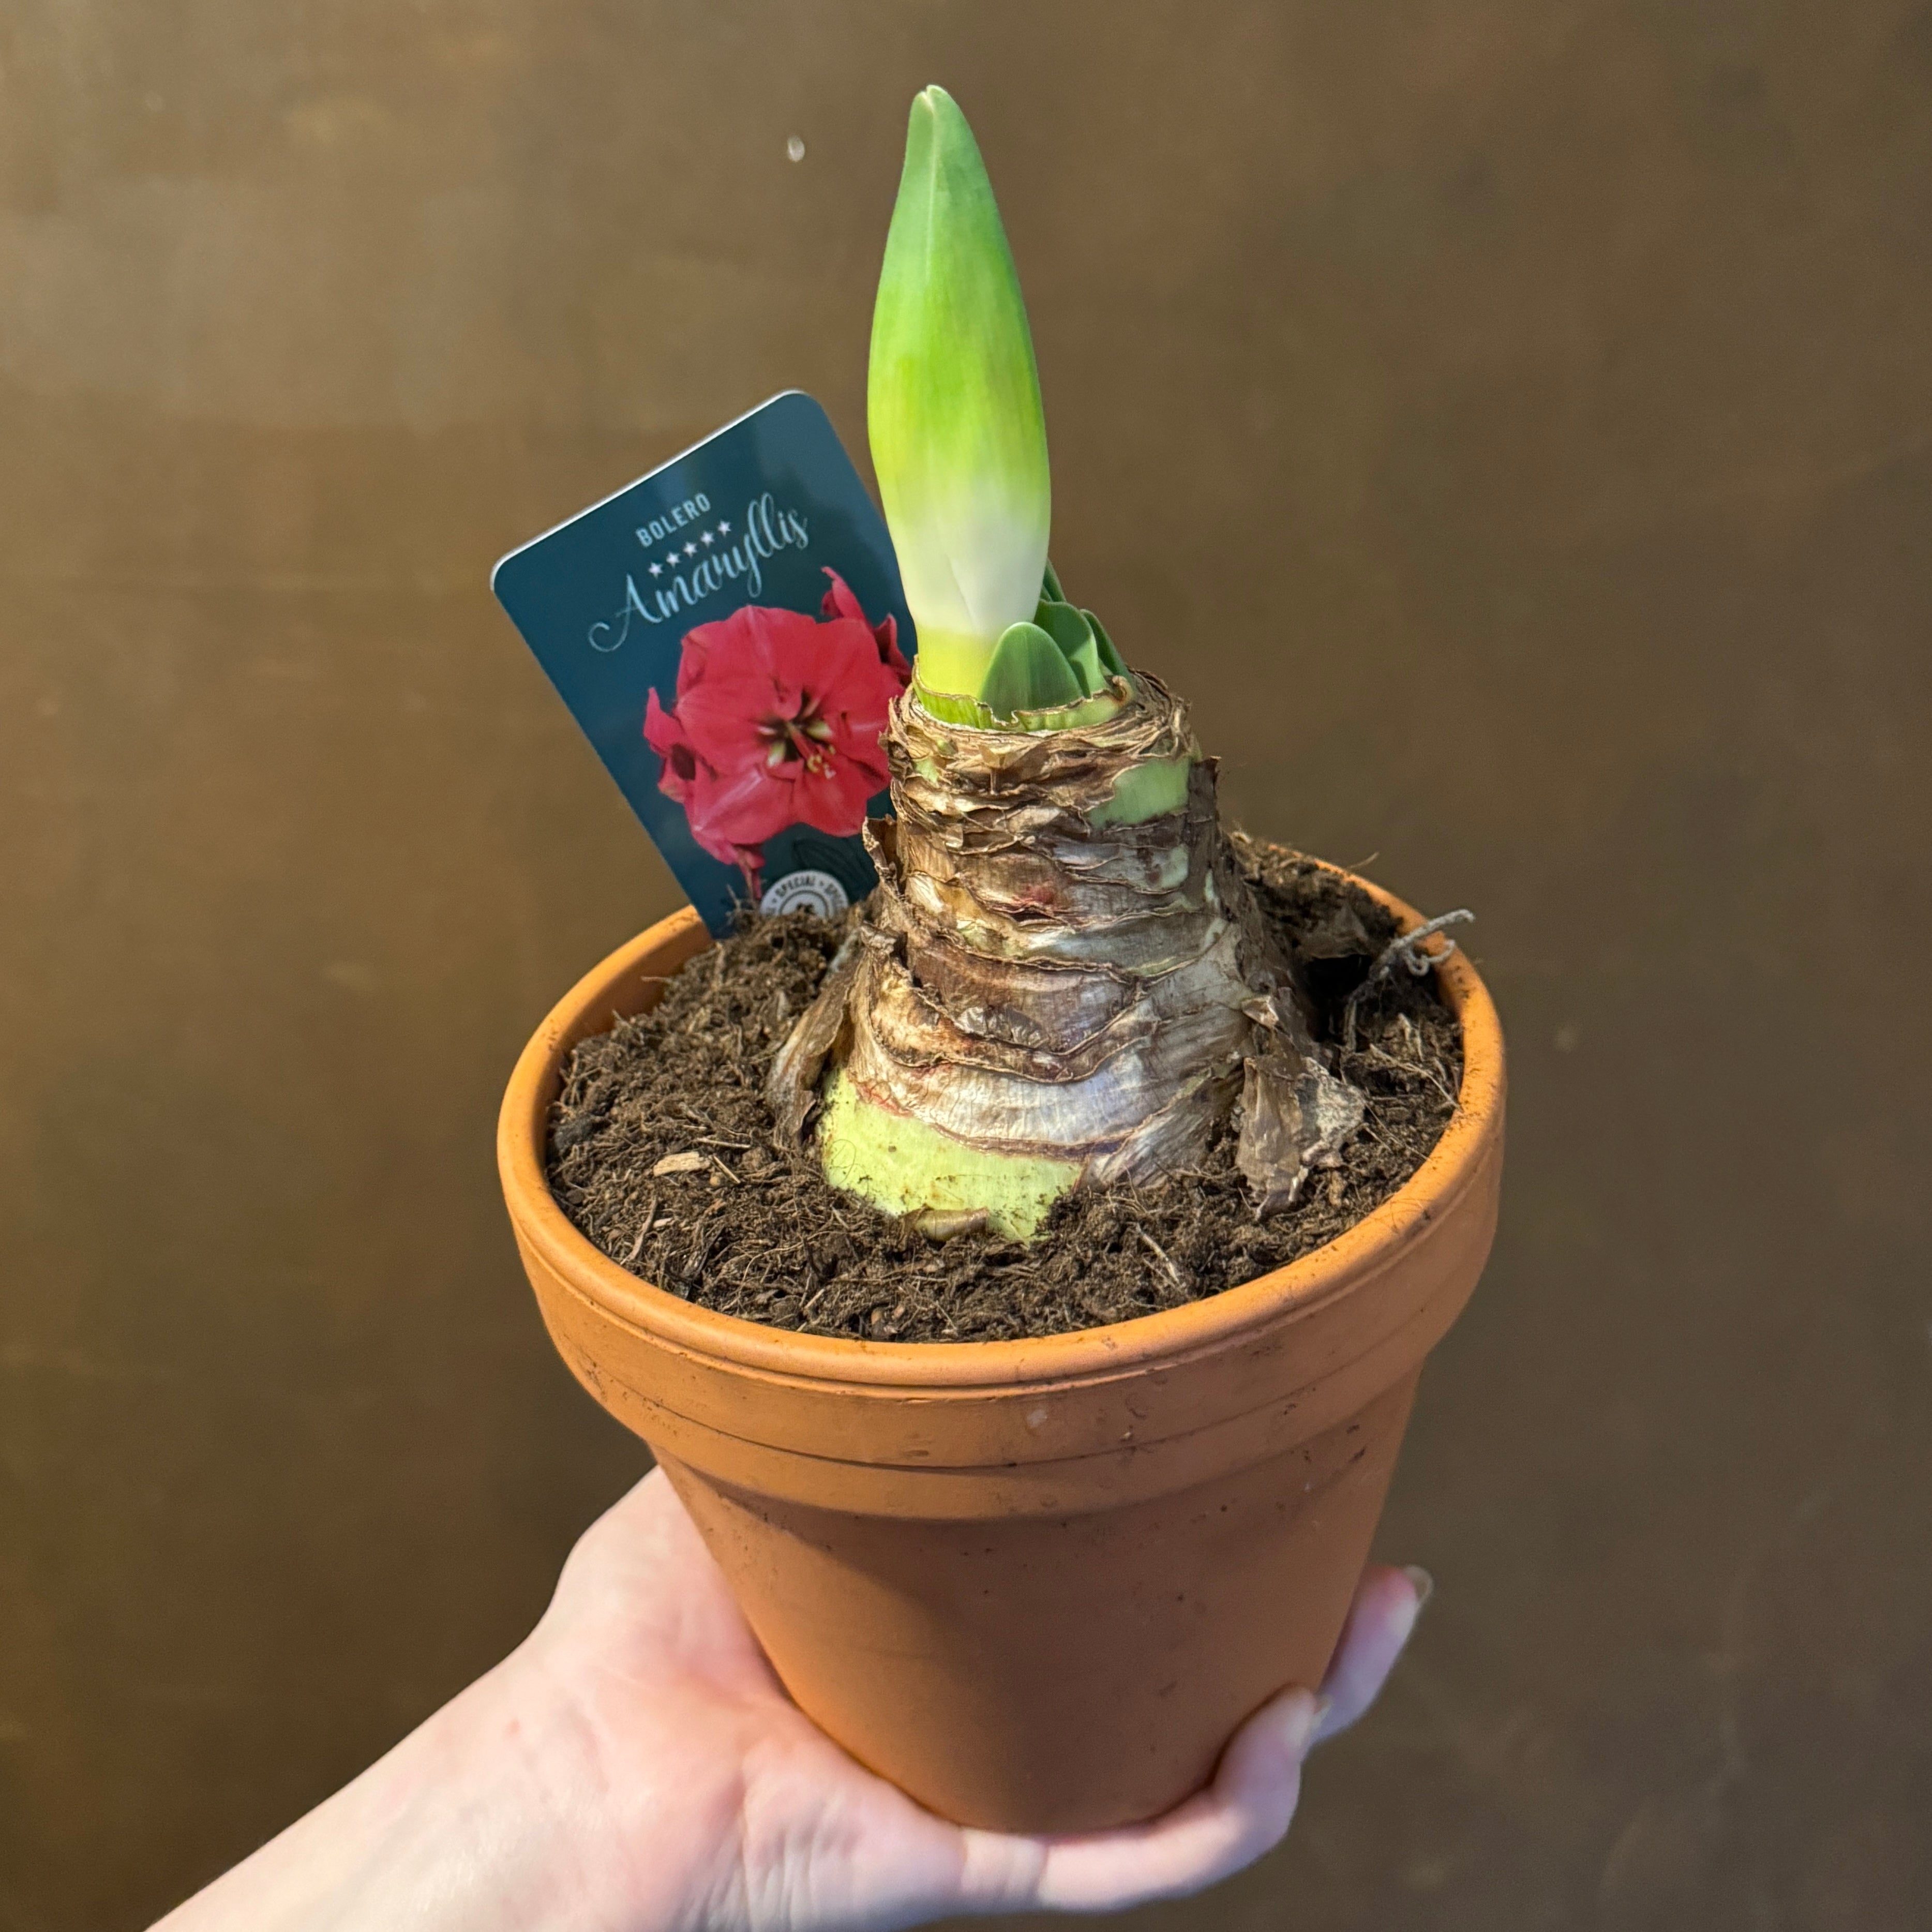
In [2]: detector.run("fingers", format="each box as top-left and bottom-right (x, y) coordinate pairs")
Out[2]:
(949, 1564), (1433, 1916)
(1314, 1563), (1431, 1743)
(952, 1689), (1322, 1916)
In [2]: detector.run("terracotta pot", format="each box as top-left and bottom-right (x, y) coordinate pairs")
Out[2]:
(498, 868), (1504, 1833)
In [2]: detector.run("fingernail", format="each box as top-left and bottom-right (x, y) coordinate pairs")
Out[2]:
(1401, 1565), (1435, 1614)
(1280, 1690), (1326, 1756)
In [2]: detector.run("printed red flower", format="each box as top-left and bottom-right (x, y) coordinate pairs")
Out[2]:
(644, 570), (910, 893)
(643, 691), (763, 880)
(820, 567), (912, 680)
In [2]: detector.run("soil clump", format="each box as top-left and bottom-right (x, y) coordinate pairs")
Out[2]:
(546, 838), (1465, 1342)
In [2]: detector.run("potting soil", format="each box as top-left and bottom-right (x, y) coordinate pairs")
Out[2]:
(545, 838), (1464, 1342)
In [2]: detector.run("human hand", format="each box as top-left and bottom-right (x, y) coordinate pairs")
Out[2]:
(156, 1468), (1429, 1932)
(529, 1466), (1430, 1929)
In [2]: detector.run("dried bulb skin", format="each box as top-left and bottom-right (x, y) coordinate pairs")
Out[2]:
(769, 678), (1343, 1236)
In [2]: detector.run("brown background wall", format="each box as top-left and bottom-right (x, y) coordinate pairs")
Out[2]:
(3, 2), (1929, 1926)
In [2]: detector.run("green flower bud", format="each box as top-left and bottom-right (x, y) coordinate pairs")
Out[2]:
(868, 86), (1051, 703)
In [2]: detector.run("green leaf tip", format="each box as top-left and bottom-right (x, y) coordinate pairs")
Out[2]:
(1035, 560), (1127, 681)
(1033, 597), (1104, 694)
(1084, 608), (1128, 678)
(871, 86), (1050, 703)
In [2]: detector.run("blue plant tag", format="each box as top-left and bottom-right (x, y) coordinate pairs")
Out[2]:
(492, 391), (916, 936)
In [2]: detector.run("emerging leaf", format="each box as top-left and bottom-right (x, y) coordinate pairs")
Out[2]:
(1034, 598), (1106, 696)
(980, 620), (1084, 716)
(1084, 609), (1128, 678)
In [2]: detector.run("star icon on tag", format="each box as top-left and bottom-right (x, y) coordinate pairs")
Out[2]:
(648, 562), (663, 577)
(700, 530), (715, 546)
(716, 520), (731, 534)
(683, 542), (698, 557)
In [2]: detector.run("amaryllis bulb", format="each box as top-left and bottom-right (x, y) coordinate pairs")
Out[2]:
(868, 86), (1051, 702)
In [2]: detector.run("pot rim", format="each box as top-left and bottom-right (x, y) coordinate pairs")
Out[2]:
(498, 863), (1503, 1394)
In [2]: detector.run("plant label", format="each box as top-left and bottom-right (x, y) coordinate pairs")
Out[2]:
(493, 391), (917, 936)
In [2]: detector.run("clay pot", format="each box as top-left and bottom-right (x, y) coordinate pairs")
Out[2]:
(498, 870), (1504, 1833)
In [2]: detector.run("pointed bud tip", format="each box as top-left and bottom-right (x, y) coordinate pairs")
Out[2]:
(910, 84), (972, 142)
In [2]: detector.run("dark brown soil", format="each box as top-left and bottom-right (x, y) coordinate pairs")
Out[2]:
(545, 840), (1464, 1343)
